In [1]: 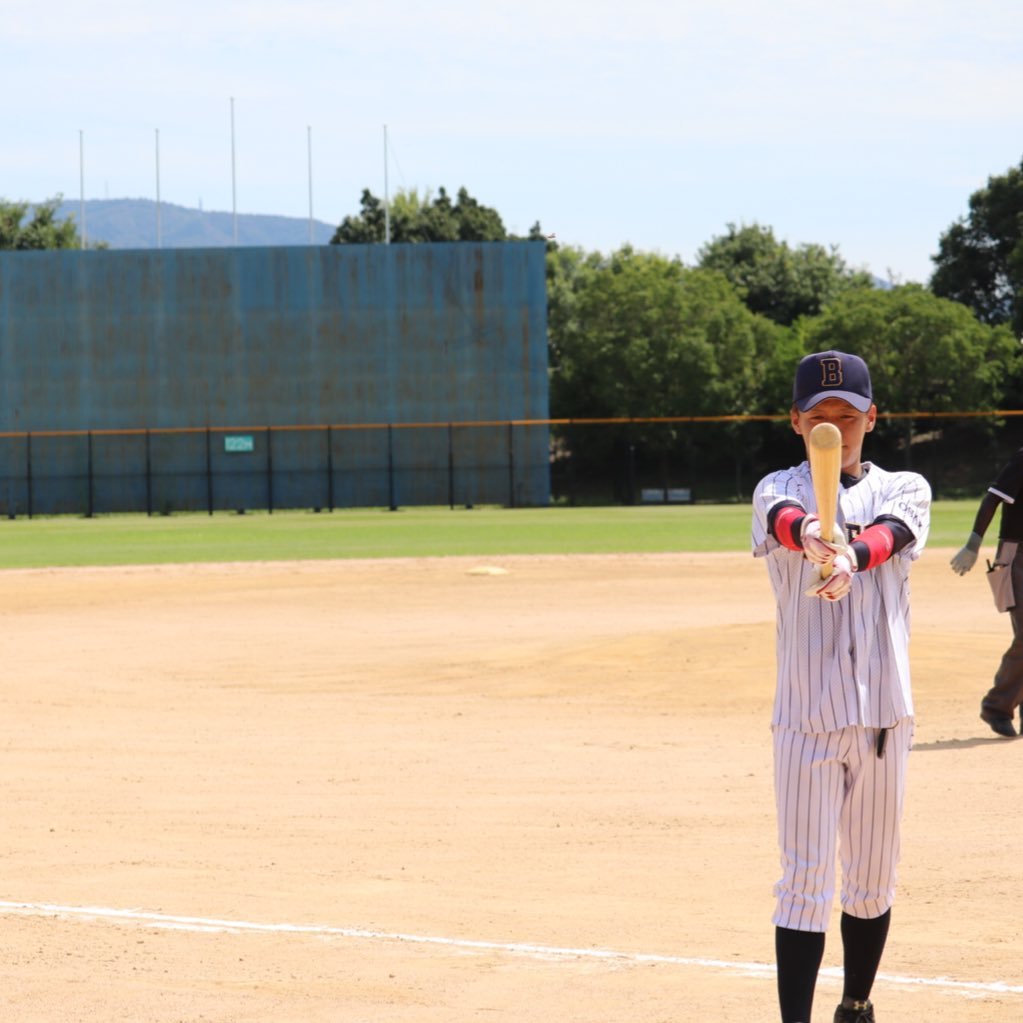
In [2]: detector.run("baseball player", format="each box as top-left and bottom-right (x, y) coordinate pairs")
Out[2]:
(949, 446), (1023, 737)
(751, 351), (931, 1023)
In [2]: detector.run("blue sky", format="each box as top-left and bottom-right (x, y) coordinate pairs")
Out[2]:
(4, 0), (1023, 283)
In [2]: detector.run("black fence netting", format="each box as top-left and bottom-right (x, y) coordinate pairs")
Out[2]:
(0, 414), (1019, 516)
(551, 412), (1023, 506)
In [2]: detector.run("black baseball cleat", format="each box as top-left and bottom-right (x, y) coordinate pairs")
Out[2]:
(980, 708), (1017, 738)
(834, 997), (875, 1022)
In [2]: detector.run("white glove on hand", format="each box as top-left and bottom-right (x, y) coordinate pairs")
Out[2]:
(950, 532), (982, 576)
(800, 514), (851, 566)
(805, 553), (855, 602)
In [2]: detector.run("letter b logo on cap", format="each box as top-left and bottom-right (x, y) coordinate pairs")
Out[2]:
(820, 357), (843, 388)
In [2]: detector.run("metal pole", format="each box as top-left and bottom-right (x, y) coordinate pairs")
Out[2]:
(155, 129), (162, 249)
(145, 429), (153, 516)
(206, 427), (213, 515)
(326, 425), (335, 512)
(307, 125), (314, 244)
(26, 433), (33, 519)
(383, 124), (390, 245)
(79, 130), (87, 248)
(507, 422), (516, 509)
(387, 424), (396, 511)
(87, 431), (94, 518)
(266, 427), (273, 514)
(567, 431), (577, 507)
(230, 97), (238, 245)
(448, 423), (455, 510)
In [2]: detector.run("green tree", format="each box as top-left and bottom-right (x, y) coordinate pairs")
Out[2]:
(930, 158), (1023, 338)
(0, 196), (81, 249)
(796, 285), (1019, 486)
(551, 246), (704, 419)
(548, 244), (789, 498)
(797, 285), (1015, 414)
(330, 189), (386, 243)
(331, 186), (544, 244)
(696, 222), (874, 326)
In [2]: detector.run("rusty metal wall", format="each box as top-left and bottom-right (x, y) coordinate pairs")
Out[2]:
(0, 243), (550, 513)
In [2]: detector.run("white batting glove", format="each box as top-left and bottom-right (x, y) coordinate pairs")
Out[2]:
(950, 532), (982, 576)
(800, 514), (852, 566)
(804, 553), (855, 602)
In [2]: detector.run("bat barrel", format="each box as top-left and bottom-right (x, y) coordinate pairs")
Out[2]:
(808, 422), (842, 551)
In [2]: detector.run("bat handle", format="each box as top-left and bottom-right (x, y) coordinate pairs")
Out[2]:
(818, 518), (839, 579)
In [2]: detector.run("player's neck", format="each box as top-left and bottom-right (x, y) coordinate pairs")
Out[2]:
(841, 463), (870, 487)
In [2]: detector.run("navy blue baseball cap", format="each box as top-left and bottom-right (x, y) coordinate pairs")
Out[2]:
(793, 350), (873, 412)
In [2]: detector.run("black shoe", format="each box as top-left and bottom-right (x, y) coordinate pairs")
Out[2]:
(980, 708), (1017, 738)
(834, 998), (875, 1022)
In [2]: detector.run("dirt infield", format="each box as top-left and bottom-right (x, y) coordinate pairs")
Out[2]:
(0, 550), (1019, 1022)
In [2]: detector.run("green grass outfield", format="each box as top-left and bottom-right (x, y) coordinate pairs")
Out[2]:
(0, 502), (978, 570)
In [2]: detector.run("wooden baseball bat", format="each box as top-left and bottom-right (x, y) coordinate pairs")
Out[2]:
(808, 422), (842, 578)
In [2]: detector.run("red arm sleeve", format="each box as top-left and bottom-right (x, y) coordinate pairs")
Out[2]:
(851, 524), (894, 571)
(770, 503), (806, 552)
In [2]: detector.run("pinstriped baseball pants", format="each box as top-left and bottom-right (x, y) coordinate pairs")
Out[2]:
(771, 718), (913, 932)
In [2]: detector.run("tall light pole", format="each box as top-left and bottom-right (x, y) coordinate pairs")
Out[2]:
(307, 125), (314, 244)
(155, 128), (162, 249)
(230, 97), (238, 245)
(79, 129), (87, 249)
(383, 123), (390, 245)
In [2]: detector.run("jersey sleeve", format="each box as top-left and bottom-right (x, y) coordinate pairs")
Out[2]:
(989, 448), (1023, 504)
(752, 466), (809, 558)
(879, 470), (931, 559)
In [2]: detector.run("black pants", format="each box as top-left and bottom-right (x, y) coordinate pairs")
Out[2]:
(982, 540), (1023, 717)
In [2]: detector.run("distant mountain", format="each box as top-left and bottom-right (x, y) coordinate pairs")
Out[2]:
(46, 201), (902, 288)
(55, 198), (337, 249)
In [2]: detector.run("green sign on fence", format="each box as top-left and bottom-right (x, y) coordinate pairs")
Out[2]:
(224, 434), (255, 454)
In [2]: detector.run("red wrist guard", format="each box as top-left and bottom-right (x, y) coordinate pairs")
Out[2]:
(852, 523), (894, 571)
(773, 505), (805, 552)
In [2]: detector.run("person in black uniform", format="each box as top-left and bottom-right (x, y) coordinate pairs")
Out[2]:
(950, 447), (1023, 737)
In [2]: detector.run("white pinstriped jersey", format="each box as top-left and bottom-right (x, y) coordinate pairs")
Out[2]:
(751, 460), (931, 733)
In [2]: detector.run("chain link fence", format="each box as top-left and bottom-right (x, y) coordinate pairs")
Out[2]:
(550, 412), (1023, 505)
(1, 413), (1019, 516)
(0, 422), (549, 517)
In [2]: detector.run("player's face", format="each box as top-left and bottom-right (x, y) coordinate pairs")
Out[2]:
(791, 397), (877, 476)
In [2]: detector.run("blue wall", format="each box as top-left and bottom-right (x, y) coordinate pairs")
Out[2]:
(0, 242), (550, 512)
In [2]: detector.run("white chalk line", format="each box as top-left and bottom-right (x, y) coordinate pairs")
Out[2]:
(1, 900), (1020, 1000)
